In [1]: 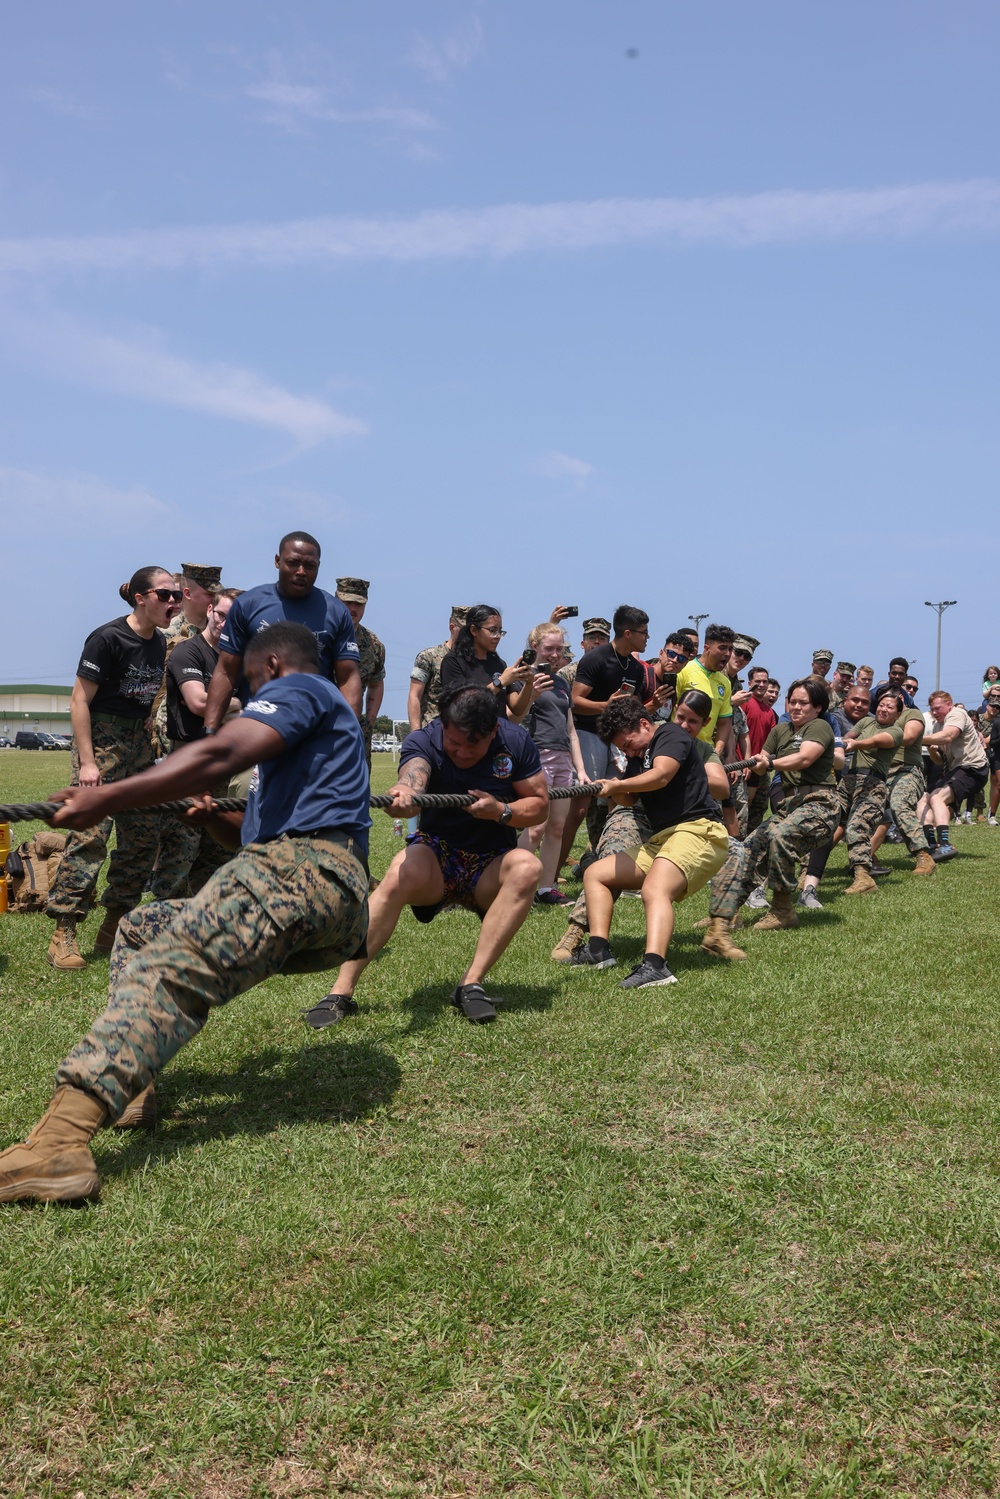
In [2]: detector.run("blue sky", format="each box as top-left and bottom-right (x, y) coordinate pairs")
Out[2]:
(2, 2), (998, 714)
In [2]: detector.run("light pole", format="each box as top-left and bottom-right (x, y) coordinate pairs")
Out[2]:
(688, 613), (709, 643)
(924, 601), (957, 692)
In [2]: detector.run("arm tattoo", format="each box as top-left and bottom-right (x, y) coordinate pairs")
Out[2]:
(397, 758), (431, 792)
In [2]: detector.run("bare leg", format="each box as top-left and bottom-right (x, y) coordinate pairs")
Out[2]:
(463, 849), (541, 984)
(582, 853), (644, 941)
(641, 859), (688, 957)
(559, 796), (589, 871)
(870, 822), (888, 855)
(331, 844), (445, 997)
(991, 769), (1000, 818)
(534, 799), (572, 889)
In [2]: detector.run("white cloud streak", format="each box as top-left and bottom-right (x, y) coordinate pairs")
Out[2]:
(409, 17), (484, 82)
(0, 304), (367, 445)
(538, 451), (594, 484)
(25, 86), (103, 121)
(2, 181), (998, 280)
(0, 466), (174, 532)
(246, 79), (437, 133)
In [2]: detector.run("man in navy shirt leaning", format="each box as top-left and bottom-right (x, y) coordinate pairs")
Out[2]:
(0, 623), (371, 1204)
(202, 530), (362, 731)
(319, 685), (548, 1025)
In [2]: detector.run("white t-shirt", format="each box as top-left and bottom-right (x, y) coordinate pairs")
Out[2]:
(942, 707), (988, 771)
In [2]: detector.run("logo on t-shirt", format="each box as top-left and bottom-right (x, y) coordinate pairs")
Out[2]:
(245, 699), (279, 715)
(718, 684), (725, 697)
(492, 753), (514, 779)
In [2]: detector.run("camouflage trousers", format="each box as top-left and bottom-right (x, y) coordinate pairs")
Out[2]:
(56, 832), (370, 1121)
(47, 715), (162, 924)
(844, 772), (888, 871)
(887, 765), (926, 854)
(149, 774), (240, 900)
(746, 775), (771, 837)
(568, 802), (653, 931)
(710, 785), (841, 921)
(730, 773), (749, 839)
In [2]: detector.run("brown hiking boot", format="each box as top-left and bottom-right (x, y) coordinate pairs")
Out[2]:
(754, 890), (798, 931)
(845, 868), (878, 895)
(0, 1086), (107, 1203)
(93, 906), (128, 954)
(551, 922), (587, 963)
(47, 921), (86, 971)
(700, 917), (746, 961)
(113, 1083), (157, 1131)
(692, 916), (711, 930)
(913, 850), (937, 876)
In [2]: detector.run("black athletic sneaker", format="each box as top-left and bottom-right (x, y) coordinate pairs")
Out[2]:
(931, 843), (957, 862)
(450, 984), (497, 1024)
(569, 945), (617, 970)
(619, 960), (678, 989)
(870, 863), (891, 877)
(302, 994), (359, 1029)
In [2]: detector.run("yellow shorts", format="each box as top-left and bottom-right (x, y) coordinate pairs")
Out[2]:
(628, 817), (729, 899)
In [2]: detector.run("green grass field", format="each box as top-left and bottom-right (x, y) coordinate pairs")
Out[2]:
(2, 748), (1000, 1497)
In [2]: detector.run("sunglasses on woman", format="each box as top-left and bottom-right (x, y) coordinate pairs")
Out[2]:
(147, 588), (183, 603)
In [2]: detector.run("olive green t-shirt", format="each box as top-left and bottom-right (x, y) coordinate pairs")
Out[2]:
(891, 707), (925, 769)
(845, 714), (903, 775)
(762, 718), (836, 788)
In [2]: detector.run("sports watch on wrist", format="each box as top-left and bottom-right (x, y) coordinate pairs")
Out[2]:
(497, 803), (513, 825)
(492, 672), (504, 690)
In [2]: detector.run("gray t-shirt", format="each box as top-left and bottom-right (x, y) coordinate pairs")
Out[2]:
(942, 707), (988, 771)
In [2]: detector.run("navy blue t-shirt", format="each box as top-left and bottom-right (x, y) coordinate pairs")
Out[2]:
(239, 673), (371, 853)
(219, 583), (359, 680)
(400, 717), (542, 855)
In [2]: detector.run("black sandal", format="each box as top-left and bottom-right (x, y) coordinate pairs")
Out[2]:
(302, 994), (360, 1029)
(450, 983), (497, 1024)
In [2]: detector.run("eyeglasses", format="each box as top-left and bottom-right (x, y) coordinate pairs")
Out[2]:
(147, 588), (183, 603)
(482, 626), (506, 638)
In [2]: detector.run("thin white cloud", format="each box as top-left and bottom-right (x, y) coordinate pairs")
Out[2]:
(410, 17), (484, 82)
(247, 78), (436, 133)
(538, 451), (594, 484)
(3, 181), (999, 279)
(25, 86), (103, 121)
(0, 466), (174, 532)
(0, 303), (367, 446)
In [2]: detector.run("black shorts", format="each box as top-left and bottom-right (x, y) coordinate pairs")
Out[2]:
(988, 751), (1000, 774)
(941, 764), (989, 805)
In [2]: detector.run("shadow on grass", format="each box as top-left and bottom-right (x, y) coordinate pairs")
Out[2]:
(100, 1042), (402, 1178)
(399, 981), (556, 1035)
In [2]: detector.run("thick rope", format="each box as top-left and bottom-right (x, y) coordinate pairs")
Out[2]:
(0, 762), (759, 827)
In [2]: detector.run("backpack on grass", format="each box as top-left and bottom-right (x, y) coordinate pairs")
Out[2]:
(5, 831), (69, 913)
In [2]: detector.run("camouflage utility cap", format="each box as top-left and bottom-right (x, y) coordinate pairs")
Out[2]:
(450, 605), (470, 624)
(812, 648), (834, 665)
(583, 616), (612, 637)
(836, 661), (856, 676)
(733, 634), (760, 655)
(336, 577), (370, 603)
(180, 565), (222, 593)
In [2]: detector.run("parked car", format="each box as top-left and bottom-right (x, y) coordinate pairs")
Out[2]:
(35, 732), (64, 750)
(14, 731), (45, 750)
(0, 735), (12, 748)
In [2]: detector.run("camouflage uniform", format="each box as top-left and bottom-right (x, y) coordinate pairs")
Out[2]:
(565, 802), (653, 931)
(355, 622), (386, 768)
(47, 716), (162, 924)
(57, 833), (369, 1121)
(842, 769), (888, 872)
(886, 763), (927, 854)
(729, 702), (750, 838)
(710, 785), (840, 921)
(410, 642), (450, 728)
(745, 775), (771, 836)
(557, 661), (577, 688)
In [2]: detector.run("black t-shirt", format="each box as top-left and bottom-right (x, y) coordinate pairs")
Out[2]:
(526, 674), (572, 752)
(440, 648), (510, 719)
(399, 717), (542, 855)
(76, 616), (167, 719)
(573, 643), (647, 734)
(626, 721), (720, 833)
(166, 633), (218, 743)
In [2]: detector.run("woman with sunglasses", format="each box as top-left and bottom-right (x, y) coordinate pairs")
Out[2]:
(46, 567), (181, 973)
(440, 603), (536, 722)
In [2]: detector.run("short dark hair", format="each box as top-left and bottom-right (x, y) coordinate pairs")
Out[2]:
(748, 666), (769, 682)
(704, 623), (735, 646)
(767, 677), (781, 689)
(679, 627), (698, 643)
(788, 676), (830, 712)
(278, 530), (321, 557)
(664, 631), (691, 651)
(878, 691), (905, 712)
(888, 656), (909, 671)
(438, 686), (500, 740)
(244, 621), (320, 672)
(596, 695), (654, 744)
(676, 688), (713, 722)
(612, 604), (649, 636)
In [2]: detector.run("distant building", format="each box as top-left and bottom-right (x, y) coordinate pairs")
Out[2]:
(0, 684), (72, 735)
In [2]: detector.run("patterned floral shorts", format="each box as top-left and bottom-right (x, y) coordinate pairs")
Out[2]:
(406, 832), (501, 923)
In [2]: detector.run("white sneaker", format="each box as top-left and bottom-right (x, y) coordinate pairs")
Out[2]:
(744, 887), (770, 910)
(797, 888), (823, 911)
(989, 816), (998, 827)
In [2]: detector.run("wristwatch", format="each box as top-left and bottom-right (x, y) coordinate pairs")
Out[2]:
(766, 753), (775, 770)
(492, 672), (504, 691)
(497, 803), (513, 825)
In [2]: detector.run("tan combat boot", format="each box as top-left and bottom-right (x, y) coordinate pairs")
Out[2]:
(913, 850), (937, 876)
(700, 917), (747, 961)
(47, 921), (86, 971)
(113, 1083), (157, 1131)
(551, 922), (587, 963)
(93, 906), (128, 954)
(753, 890), (798, 930)
(844, 868), (878, 895)
(0, 1086), (107, 1203)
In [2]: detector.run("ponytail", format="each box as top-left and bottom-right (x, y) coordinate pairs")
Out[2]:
(120, 566), (169, 607)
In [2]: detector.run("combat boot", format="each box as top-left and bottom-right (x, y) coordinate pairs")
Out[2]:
(700, 917), (746, 961)
(844, 868), (878, 895)
(913, 850), (937, 876)
(551, 922), (587, 963)
(0, 1085), (106, 1203)
(113, 1083), (157, 1131)
(93, 906), (128, 954)
(753, 890), (798, 931)
(47, 921), (86, 971)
